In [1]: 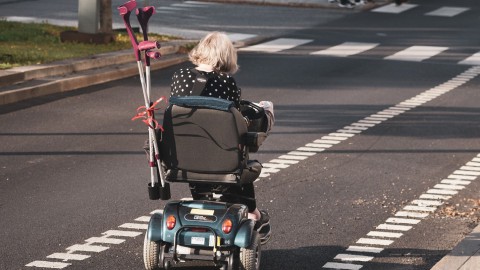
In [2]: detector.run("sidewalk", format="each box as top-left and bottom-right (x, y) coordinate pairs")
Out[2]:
(430, 224), (480, 270)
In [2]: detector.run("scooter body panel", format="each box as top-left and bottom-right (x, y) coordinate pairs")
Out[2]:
(147, 200), (253, 248)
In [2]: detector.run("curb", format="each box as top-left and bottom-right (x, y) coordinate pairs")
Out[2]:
(0, 42), (191, 106)
(430, 224), (480, 270)
(0, 54), (188, 106)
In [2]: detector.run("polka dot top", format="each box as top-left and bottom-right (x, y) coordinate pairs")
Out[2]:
(170, 68), (241, 108)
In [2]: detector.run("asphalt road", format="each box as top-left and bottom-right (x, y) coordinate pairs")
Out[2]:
(1, 0), (480, 270)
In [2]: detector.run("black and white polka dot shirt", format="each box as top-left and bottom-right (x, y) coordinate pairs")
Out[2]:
(170, 68), (241, 108)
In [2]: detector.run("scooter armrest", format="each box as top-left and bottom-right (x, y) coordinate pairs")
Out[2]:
(246, 132), (267, 153)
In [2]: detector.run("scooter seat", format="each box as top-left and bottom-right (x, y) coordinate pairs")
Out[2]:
(165, 160), (261, 185)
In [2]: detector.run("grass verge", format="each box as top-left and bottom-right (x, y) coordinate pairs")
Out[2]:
(0, 20), (178, 70)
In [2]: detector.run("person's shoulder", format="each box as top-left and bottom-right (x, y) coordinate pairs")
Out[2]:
(173, 67), (194, 77)
(217, 72), (236, 80)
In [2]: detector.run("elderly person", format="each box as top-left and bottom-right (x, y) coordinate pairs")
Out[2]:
(170, 32), (272, 241)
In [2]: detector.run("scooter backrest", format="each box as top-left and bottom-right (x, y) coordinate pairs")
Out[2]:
(161, 96), (248, 174)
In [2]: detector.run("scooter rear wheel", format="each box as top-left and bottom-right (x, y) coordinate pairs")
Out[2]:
(239, 231), (261, 270)
(143, 233), (164, 270)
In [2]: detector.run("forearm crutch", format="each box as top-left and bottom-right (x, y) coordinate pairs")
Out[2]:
(118, 0), (170, 200)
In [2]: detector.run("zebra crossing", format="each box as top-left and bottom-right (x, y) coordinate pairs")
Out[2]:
(240, 39), (480, 66)
(371, 3), (471, 17)
(159, 2), (471, 18)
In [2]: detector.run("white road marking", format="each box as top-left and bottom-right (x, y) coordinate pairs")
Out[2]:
(269, 159), (299, 164)
(240, 38), (312, 53)
(371, 3), (418, 14)
(441, 179), (471, 185)
(434, 184), (465, 190)
(403, 205), (437, 212)
(26, 261), (72, 269)
(311, 42), (379, 57)
(296, 147), (326, 152)
(385, 46), (448, 62)
(448, 174), (477, 180)
(135, 216), (152, 222)
(278, 154), (308, 160)
(367, 231), (403, 238)
(411, 199), (443, 206)
(85, 237), (125, 245)
(386, 217), (421, 225)
(426, 7), (470, 17)
(395, 211), (429, 218)
(460, 166), (480, 172)
(377, 224), (412, 231)
(118, 223), (149, 230)
(419, 194), (451, 200)
(335, 254), (374, 262)
(288, 151), (316, 156)
(66, 244), (109, 253)
(306, 143), (332, 148)
(346, 246), (384, 253)
(323, 262), (363, 270)
(426, 188), (458, 195)
(227, 33), (258, 43)
(262, 163), (290, 169)
(326, 150), (480, 269)
(261, 167), (280, 173)
(466, 161), (480, 167)
(103, 230), (143, 237)
(47, 253), (90, 261)
(356, 238), (394, 246)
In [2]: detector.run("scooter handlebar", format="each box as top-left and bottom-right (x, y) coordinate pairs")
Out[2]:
(138, 41), (161, 51)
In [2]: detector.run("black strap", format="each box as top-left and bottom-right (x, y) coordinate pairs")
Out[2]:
(190, 68), (213, 96)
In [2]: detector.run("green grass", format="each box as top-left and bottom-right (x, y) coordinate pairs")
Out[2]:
(0, 20), (178, 69)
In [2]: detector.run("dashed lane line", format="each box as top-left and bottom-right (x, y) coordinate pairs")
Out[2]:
(323, 152), (480, 269)
(26, 67), (480, 269)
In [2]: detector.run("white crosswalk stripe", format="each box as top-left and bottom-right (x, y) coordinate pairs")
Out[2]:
(459, 52), (480, 66)
(385, 46), (448, 62)
(371, 3), (418, 14)
(372, 4), (470, 18)
(426, 7), (470, 17)
(311, 42), (379, 57)
(240, 38), (313, 53)
(241, 38), (480, 66)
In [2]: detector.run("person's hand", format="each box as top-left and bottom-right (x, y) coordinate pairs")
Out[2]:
(258, 101), (274, 132)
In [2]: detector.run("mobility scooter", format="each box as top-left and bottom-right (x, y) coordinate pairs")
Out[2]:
(143, 96), (269, 270)
(117, 2), (270, 269)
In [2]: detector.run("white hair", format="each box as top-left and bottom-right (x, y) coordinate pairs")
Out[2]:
(188, 32), (238, 74)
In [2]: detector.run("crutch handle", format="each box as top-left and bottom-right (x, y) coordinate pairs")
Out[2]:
(138, 41), (161, 51)
(118, 0), (137, 15)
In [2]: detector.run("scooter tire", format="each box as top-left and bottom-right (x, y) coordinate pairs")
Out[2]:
(239, 231), (261, 270)
(143, 233), (162, 270)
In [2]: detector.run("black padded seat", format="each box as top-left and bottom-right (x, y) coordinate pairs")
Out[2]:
(165, 159), (261, 184)
(160, 96), (262, 185)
